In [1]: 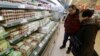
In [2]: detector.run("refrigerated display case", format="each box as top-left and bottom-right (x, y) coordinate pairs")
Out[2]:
(0, 0), (59, 56)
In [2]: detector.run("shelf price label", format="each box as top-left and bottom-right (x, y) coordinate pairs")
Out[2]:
(42, 41), (45, 44)
(39, 43), (43, 48)
(18, 4), (25, 8)
(24, 34), (27, 37)
(21, 19), (27, 23)
(0, 16), (4, 21)
(27, 31), (31, 35)
(34, 51), (38, 55)
(45, 37), (48, 40)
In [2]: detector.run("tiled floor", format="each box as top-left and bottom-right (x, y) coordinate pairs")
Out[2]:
(51, 23), (100, 56)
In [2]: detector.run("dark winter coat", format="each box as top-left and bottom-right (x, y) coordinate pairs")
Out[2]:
(72, 19), (98, 56)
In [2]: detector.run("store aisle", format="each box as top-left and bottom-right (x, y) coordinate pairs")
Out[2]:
(51, 23), (73, 56)
(51, 23), (100, 56)
(95, 30), (100, 56)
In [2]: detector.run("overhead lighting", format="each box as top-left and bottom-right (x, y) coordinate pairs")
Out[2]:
(69, 0), (72, 5)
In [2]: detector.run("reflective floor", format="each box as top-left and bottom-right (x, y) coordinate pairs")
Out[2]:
(95, 30), (100, 55)
(51, 23), (100, 56)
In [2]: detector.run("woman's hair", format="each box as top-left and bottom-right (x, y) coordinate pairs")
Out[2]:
(69, 5), (79, 15)
(69, 5), (77, 10)
(82, 9), (94, 17)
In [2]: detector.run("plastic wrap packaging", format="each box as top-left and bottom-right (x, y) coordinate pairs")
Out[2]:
(30, 33), (45, 42)
(27, 21), (39, 33)
(0, 27), (6, 39)
(8, 50), (22, 56)
(16, 37), (38, 56)
(0, 40), (11, 52)
(20, 44), (32, 56)
(39, 21), (56, 33)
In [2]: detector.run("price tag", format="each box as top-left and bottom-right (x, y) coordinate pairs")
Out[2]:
(18, 4), (25, 8)
(0, 16), (4, 21)
(34, 51), (38, 55)
(45, 37), (48, 40)
(33, 6), (37, 9)
(6, 48), (10, 54)
(39, 43), (43, 48)
(27, 31), (31, 35)
(21, 19), (27, 23)
(42, 41), (45, 44)
(0, 26), (4, 30)
(25, 34), (27, 37)
(9, 40), (13, 43)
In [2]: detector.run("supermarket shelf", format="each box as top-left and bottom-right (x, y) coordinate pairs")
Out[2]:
(0, 32), (9, 40)
(9, 25), (40, 45)
(26, 17), (43, 22)
(3, 19), (22, 28)
(0, 1), (22, 9)
(9, 32), (27, 45)
(30, 23), (59, 56)
(0, 47), (12, 56)
(2, 16), (46, 28)
(0, 1), (51, 11)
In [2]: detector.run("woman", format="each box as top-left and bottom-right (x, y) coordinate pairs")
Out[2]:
(72, 9), (98, 56)
(60, 5), (80, 54)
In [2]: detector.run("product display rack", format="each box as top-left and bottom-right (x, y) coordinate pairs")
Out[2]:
(3, 16), (44, 28)
(0, 1), (52, 11)
(0, 47), (12, 56)
(0, 0), (59, 56)
(0, 31), (8, 40)
(30, 23), (59, 56)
